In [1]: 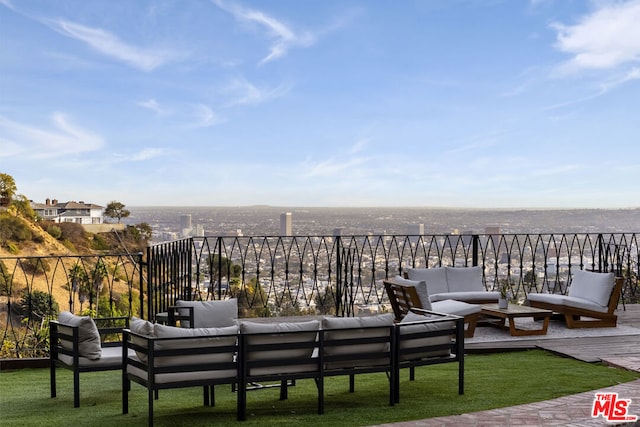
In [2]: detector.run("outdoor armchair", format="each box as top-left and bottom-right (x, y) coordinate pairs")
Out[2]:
(384, 277), (481, 337)
(50, 312), (129, 407)
(527, 270), (623, 328)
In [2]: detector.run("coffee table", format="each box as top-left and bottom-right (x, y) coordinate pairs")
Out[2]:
(480, 304), (553, 336)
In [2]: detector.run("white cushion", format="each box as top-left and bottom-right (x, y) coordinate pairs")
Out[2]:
(57, 311), (102, 360)
(398, 312), (453, 360)
(58, 346), (133, 368)
(527, 293), (609, 313)
(431, 299), (481, 317)
(440, 291), (500, 303)
(240, 320), (320, 375)
(406, 267), (449, 295)
(568, 270), (615, 308)
(445, 266), (484, 292)
(129, 317), (155, 362)
(322, 314), (394, 369)
(176, 298), (238, 328)
(152, 323), (238, 367)
(392, 276), (432, 310)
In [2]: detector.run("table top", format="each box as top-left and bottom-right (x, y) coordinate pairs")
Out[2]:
(481, 303), (553, 317)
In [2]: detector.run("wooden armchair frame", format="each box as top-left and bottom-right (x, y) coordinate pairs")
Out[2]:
(384, 279), (479, 338)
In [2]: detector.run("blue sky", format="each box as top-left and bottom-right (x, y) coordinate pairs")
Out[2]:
(1, 0), (639, 208)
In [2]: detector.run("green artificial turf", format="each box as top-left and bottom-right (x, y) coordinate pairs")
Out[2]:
(1, 350), (638, 427)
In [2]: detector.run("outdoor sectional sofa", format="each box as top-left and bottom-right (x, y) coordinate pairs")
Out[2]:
(405, 266), (500, 304)
(120, 306), (464, 426)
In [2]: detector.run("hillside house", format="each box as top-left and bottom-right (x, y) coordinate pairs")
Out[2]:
(31, 198), (104, 225)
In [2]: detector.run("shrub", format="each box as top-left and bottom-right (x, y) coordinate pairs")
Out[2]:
(18, 289), (59, 321)
(0, 214), (32, 242)
(90, 234), (110, 250)
(20, 258), (51, 275)
(46, 224), (62, 239)
(6, 241), (19, 254)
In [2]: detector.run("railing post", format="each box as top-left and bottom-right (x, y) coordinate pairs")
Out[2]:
(145, 245), (153, 321)
(597, 234), (604, 273)
(335, 234), (342, 316)
(472, 235), (479, 267)
(217, 237), (223, 300)
(137, 252), (145, 319)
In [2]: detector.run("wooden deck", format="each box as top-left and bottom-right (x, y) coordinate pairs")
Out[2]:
(467, 304), (640, 366)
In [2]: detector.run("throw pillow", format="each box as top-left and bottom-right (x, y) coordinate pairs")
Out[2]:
(57, 311), (102, 360)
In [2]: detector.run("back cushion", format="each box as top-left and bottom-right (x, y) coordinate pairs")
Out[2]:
(568, 270), (615, 307)
(445, 266), (484, 292)
(398, 311), (453, 360)
(240, 320), (320, 375)
(129, 317), (155, 362)
(322, 314), (394, 368)
(176, 298), (238, 328)
(57, 311), (102, 360)
(153, 323), (239, 367)
(406, 267), (449, 295)
(392, 276), (432, 310)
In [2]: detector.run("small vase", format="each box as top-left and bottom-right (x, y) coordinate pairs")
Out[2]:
(498, 298), (508, 309)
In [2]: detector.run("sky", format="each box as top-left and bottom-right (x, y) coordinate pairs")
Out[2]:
(1, 0), (639, 209)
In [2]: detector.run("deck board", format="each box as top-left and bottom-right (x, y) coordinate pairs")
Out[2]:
(466, 304), (640, 365)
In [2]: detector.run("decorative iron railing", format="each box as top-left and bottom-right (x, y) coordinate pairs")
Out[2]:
(147, 233), (639, 320)
(0, 253), (144, 359)
(1, 233), (639, 359)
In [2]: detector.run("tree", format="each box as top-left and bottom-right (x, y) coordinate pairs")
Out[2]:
(104, 201), (130, 223)
(0, 172), (17, 206)
(12, 194), (36, 220)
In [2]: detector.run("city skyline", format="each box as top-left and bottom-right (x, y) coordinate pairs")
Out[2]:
(2, 1), (640, 208)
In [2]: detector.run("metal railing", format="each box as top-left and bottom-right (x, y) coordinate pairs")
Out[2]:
(1, 232), (639, 359)
(0, 253), (143, 359)
(147, 232), (639, 319)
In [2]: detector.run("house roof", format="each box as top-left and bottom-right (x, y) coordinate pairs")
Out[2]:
(30, 200), (104, 210)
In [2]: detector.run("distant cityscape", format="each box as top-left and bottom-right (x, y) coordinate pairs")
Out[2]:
(122, 206), (640, 243)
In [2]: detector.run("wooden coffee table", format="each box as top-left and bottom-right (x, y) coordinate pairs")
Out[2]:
(480, 304), (553, 336)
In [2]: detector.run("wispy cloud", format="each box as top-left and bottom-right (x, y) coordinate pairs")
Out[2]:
(350, 138), (369, 154)
(138, 99), (169, 115)
(0, 113), (103, 159)
(552, 0), (640, 74)
(300, 155), (371, 178)
(45, 19), (181, 71)
(114, 147), (169, 162)
(222, 77), (290, 106)
(212, 0), (315, 65)
(190, 104), (224, 127)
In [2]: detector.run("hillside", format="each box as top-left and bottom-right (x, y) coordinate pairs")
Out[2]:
(0, 210), (147, 314)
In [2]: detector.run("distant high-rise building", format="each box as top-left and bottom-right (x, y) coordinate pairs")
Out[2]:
(180, 214), (192, 237)
(280, 212), (292, 236)
(407, 224), (424, 243)
(180, 214), (192, 230)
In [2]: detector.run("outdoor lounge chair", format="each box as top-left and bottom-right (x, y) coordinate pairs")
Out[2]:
(50, 312), (129, 407)
(384, 278), (481, 338)
(526, 270), (623, 328)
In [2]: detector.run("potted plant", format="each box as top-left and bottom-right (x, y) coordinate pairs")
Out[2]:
(498, 282), (509, 309)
